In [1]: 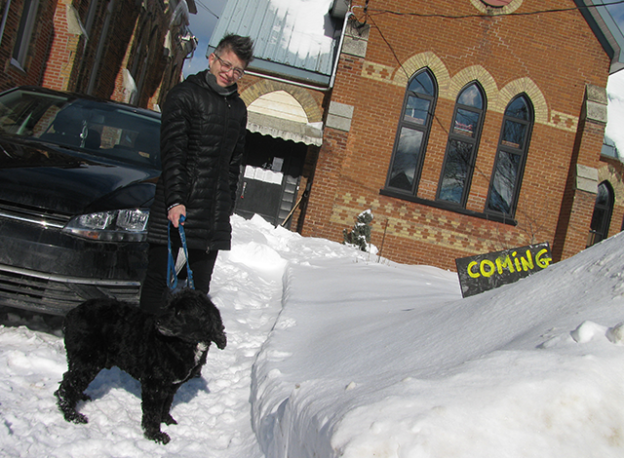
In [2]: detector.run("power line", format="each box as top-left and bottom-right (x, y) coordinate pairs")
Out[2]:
(195, 0), (219, 19)
(362, 0), (624, 20)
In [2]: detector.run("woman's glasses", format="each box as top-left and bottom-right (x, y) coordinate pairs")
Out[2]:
(214, 54), (245, 80)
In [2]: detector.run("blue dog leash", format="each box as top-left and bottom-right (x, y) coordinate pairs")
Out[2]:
(167, 215), (195, 290)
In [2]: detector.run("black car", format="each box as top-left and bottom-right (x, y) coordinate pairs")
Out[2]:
(0, 86), (161, 315)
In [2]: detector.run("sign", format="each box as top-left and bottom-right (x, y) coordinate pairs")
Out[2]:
(455, 242), (552, 298)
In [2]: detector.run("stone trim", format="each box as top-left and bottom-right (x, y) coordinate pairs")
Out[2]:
(585, 84), (608, 124)
(576, 164), (599, 194)
(469, 0), (524, 15)
(326, 101), (354, 132)
(240, 79), (323, 123)
(362, 51), (573, 131)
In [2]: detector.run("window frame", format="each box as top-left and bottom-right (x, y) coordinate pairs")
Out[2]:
(384, 68), (438, 196)
(436, 81), (487, 207)
(11, 0), (40, 70)
(485, 94), (534, 219)
(588, 181), (614, 247)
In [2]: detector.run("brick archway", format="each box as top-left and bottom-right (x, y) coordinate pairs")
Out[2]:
(240, 79), (323, 123)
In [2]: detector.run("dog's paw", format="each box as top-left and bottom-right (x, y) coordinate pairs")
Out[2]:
(162, 413), (177, 426)
(145, 430), (171, 445)
(65, 411), (88, 424)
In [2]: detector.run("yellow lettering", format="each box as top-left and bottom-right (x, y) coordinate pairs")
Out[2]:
(513, 251), (522, 271)
(496, 255), (515, 274)
(467, 261), (480, 278)
(536, 249), (552, 269)
(480, 259), (496, 277)
(520, 250), (534, 271)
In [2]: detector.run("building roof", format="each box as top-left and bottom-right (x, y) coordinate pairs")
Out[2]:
(207, 0), (348, 86)
(576, 0), (624, 74)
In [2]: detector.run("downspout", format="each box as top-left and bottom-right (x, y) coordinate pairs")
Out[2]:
(328, 11), (353, 89)
(243, 10), (354, 92)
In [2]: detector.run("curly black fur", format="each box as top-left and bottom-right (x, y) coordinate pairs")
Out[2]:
(55, 288), (226, 444)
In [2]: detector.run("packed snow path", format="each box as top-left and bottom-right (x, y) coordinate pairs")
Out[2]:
(0, 216), (305, 457)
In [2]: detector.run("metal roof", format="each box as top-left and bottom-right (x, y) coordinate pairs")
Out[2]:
(575, 0), (624, 74)
(208, 0), (348, 86)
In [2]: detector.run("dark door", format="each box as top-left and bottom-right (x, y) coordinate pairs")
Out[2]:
(235, 133), (306, 227)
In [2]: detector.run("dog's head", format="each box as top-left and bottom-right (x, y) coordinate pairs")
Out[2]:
(155, 289), (227, 349)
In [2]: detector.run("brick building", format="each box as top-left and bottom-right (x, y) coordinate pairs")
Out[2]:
(0, 0), (197, 110)
(198, 0), (624, 270)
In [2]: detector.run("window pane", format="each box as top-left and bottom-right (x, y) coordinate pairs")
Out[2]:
(453, 108), (480, 138)
(501, 119), (526, 149)
(408, 72), (434, 96)
(458, 84), (483, 108)
(595, 181), (609, 206)
(505, 96), (530, 120)
(438, 140), (473, 203)
(388, 127), (424, 191)
(12, 0), (39, 66)
(487, 151), (521, 214)
(589, 182), (613, 245)
(404, 96), (430, 125)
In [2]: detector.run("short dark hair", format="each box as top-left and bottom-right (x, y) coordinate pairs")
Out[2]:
(215, 34), (254, 66)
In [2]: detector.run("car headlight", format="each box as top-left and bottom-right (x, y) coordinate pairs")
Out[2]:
(63, 209), (149, 242)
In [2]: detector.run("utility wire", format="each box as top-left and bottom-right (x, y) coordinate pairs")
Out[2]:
(359, 0), (612, 223)
(194, 0), (219, 19)
(363, 0), (624, 20)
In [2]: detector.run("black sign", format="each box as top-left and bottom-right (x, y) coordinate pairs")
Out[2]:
(455, 242), (552, 298)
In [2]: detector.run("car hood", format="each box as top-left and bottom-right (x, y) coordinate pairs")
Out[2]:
(0, 138), (159, 215)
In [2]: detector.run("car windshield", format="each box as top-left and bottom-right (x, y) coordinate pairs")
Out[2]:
(0, 89), (161, 169)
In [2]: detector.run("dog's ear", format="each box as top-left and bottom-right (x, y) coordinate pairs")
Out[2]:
(206, 300), (227, 350)
(212, 324), (227, 350)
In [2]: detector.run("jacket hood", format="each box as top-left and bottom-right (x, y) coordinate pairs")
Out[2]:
(187, 70), (239, 98)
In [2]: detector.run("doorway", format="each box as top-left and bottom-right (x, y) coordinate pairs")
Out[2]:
(234, 132), (307, 228)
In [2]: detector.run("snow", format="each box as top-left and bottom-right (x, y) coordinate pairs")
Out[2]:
(607, 69), (624, 160)
(2, 214), (624, 457)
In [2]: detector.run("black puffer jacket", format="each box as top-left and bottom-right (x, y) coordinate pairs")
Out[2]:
(147, 70), (246, 251)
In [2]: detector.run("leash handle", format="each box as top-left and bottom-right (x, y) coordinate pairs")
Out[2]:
(167, 215), (195, 290)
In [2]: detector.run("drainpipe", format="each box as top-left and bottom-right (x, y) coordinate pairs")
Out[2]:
(328, 11), (354, 89)
(0, 0), (11, 47)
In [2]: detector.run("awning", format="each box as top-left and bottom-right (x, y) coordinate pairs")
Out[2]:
(245, 90), (323, 146)
(246, 112), (323, 146)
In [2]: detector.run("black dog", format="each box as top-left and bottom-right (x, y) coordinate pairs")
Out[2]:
(55, 289), (226, 444)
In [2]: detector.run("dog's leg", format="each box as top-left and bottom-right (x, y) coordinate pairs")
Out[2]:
(55, 367), (99, 424)
(160, 385), (181, 426)
(141, 382), (171, 444)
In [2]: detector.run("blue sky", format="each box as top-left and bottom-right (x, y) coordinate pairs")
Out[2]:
(183, 0), (228, 77)
(607, 1), (624, 24)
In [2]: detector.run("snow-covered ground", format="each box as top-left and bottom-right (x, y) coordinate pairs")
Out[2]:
(2, 214), (624, 457)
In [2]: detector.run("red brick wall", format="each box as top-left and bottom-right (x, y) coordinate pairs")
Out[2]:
(0, 0), (57, 91)
(302, 0), (611, 270)
(0, 0), (182, 112)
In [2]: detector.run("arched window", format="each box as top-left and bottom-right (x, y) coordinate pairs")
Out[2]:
(485, 94), (534, 217)
(437, 82), (486, 206)
(588, 181), (614, 247)
(385, 69), (437, 194)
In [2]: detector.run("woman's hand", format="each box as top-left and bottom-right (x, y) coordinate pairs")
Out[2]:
(167, 204), (187, 228)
